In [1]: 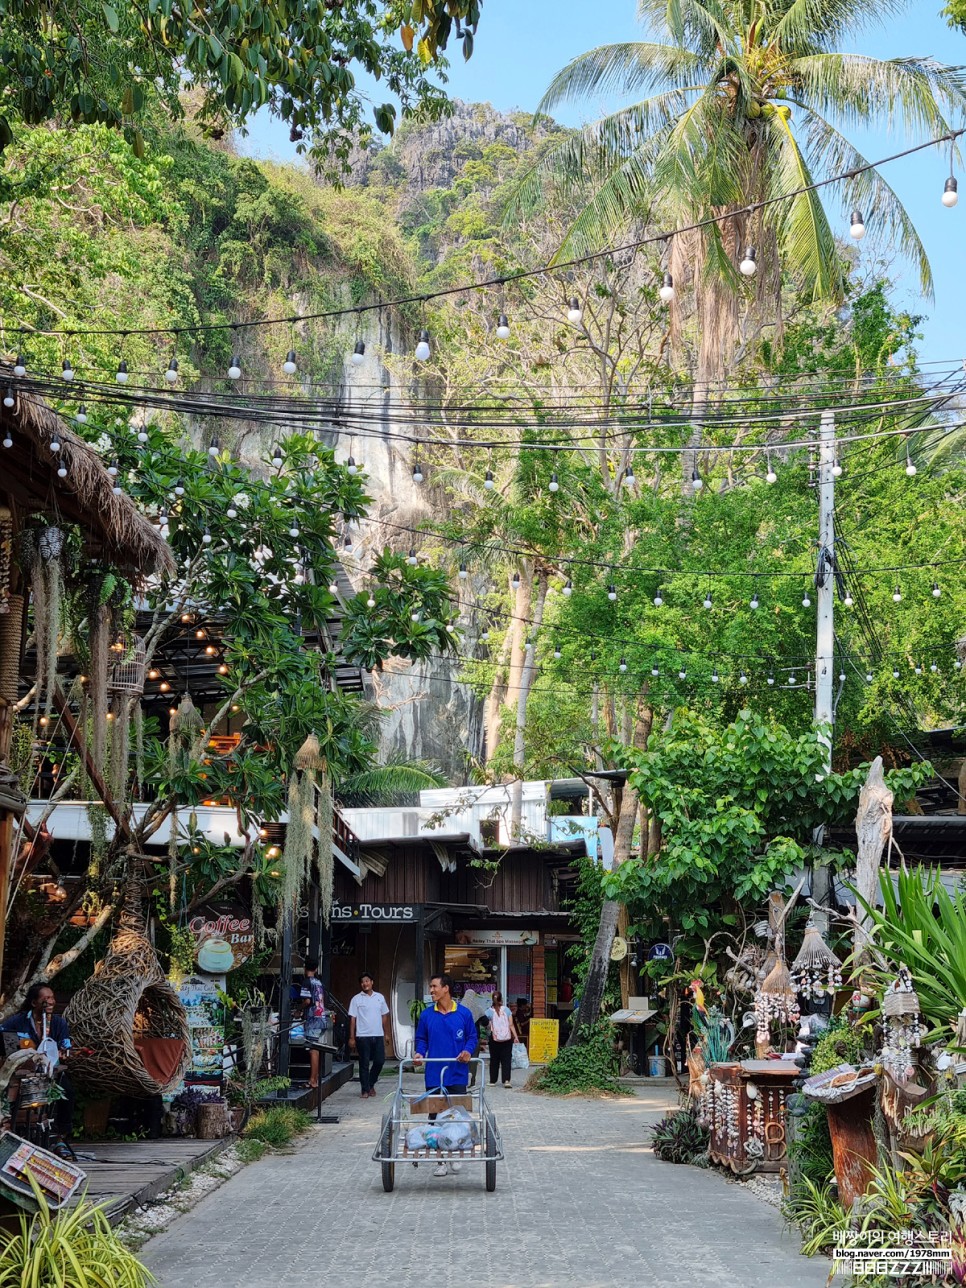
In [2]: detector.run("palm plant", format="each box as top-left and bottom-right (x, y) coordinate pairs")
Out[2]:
(510, 0), (966, 383)
(336, 754), (447, 808)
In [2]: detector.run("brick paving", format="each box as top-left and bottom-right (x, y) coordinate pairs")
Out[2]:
(141, 1074), (833, 1288)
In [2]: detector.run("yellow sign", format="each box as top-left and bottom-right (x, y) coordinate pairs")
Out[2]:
(528, 1018), (559, 1063)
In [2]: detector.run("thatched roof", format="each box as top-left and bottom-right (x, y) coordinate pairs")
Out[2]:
(0, 366), (174, 577)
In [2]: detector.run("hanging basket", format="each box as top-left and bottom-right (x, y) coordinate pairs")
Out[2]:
(66, 898), (190, 1099)
(107, 634), (147, 697)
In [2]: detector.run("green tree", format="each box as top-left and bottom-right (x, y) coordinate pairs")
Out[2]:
(510, 0), (966, 382)
(0, 0), (484, 166)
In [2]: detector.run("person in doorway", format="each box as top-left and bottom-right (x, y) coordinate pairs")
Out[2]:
(348, 973), (391, 1099)
(484, 992), (522, 1088)
(414, 973), (477, 1177)
(299, 959), (328, 1090)
(0, 983), (75, 1157)
(513, 997), (531, 1048)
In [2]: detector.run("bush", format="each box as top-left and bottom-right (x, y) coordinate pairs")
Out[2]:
(242, 1105), (312, 1147)
(234, 1138), (268, 1164)
(528, 1024), (625, 1095)
(649, 1105), (709, 1164)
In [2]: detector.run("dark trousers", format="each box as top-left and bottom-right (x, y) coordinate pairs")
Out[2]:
(357, 1036), (386, 1093)
(489, 1039), (513, 1084)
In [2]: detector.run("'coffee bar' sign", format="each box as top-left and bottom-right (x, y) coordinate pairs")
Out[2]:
(332, 903), (419, 923)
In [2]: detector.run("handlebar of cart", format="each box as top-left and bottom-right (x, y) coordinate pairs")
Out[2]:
(372, 1057), (503, 1193)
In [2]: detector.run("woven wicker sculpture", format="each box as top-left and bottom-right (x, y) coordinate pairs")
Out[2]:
(66, 892), (190, 1098)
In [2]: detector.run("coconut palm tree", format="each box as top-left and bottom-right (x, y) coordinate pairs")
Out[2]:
(509, 0), (966, 384)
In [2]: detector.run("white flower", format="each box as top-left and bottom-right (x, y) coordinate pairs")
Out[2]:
(231, 492), (251, 510)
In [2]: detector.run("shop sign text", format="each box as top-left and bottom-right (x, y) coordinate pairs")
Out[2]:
(332, 903), (418, 922)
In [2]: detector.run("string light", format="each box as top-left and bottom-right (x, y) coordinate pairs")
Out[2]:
(366, 592), (376, 608)
(351, 340), (365, 366)
(484, 469), (495, 490)
(703, 590), (713, 609)
(75, 404), (87, 423)
(691, 469), (703, 491)
(115, 359), (128, 384)
(458, 562), (468, 580)
(843, 591), (854, 607)
(107, 459), (118, 476)
(865, 671), (874, 683)
(226, 503), (237, 519)
(651, 664), (660, 677)
(624, 464), (636, 488)
(767, 674), (775, 686)
(1, 431), (11, 449)
(893, 586), (902, 603)
(272, 445), (283, 468)
(2, 388), (13, 408)
(407, 547), (418, 566)
(208, 435), (220, 457)
(931, 662), (939, 673)
(415, 330), (431, 361)
(328, 579), (338, 594)
(849, 210), (866, 240)
(765, 455), (777, 484)
(13, 355), (25, 377)
(563, 580), (573, 596)
(548, 472), (559, 493)
(227, 354), (242, 380)
(496, 313), (511, 339)
(619, 657), (628, 672)
(739, 246), (757, 276)
(346, 455), (358, 475)
(653, 589), (663, 607)
(567, 297), (583, 324)
(831, 459), (843, 477)
(678, 667), (687, 679)
(739, 671), (748, 684)
(789, 673), (797, 686)
(905, 449), (917, 476)
(658, 273), (675, 304)
(750, 590), (760, 610)
(165, 357), (179, 384)
(137, 425), (148, 444)
(61, 357), (74, 381)
(202, 527), (212, 545)
(932, 581), (942, 598)
(607, 584), (617, 601)
(711, 667), (720, 683)
(283, 349), (298, 375)
(553, 640), (561, 659)
(57, 461), (67, 478)
(943, 176), (959, 207)
(511, 572), (521, 589)
(413, 462), (424, 483)
(802, 592), (811, 608)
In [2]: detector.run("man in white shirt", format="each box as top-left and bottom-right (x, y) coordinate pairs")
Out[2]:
(348, 973), (391, 1099)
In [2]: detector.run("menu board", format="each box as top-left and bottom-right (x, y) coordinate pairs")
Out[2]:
(0, 1135), (85, 1206)
(176, 974), (225, 1084)
(528, 1019), (560, 1064)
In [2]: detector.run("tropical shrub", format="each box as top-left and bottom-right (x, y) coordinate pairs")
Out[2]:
(649, 1105), (709, 1164)
(529, 1023), (625, 1095)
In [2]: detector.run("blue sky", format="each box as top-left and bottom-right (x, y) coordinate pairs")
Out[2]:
(242, 1), (966, 366)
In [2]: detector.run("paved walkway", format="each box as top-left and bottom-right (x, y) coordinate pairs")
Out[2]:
(141, 1076), (832, 1288)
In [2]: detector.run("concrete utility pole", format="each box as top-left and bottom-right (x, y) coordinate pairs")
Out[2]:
(812, 409), (836, 932)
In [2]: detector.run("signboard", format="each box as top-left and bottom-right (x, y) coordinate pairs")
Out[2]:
(332, 903), (418, 923)
(0, 1135), (86, 1207)
(177, 974), (225, 1082)
(188, 898), (254, 974)
(528, 1018), (559, 1064)
(648, 943), (673, 963)
(455, 929), (538, 947)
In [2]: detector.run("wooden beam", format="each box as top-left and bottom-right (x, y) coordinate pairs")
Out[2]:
(51, 684), (131, 843)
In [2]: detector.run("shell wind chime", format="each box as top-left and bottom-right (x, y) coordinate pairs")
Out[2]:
(754, 956), (801, 1050)
(790, 919), (843, 1003)
(880, 964), (923, 1084)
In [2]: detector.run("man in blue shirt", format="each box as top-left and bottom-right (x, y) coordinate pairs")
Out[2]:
(414, 973), (477, 1177)
(0, 983), (74, 1156)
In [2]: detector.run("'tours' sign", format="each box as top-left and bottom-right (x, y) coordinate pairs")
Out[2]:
(332, 903), (419, 922)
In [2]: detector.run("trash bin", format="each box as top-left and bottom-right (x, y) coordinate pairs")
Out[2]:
(648, 1056), (666, 1078)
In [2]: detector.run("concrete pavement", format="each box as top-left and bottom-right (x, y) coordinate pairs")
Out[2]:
(141, 1075), (832, 1288)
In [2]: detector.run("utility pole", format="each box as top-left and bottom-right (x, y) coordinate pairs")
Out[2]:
(812, 409), (836, 932)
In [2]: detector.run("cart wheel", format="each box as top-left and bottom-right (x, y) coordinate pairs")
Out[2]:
(485, 1124), (497, 1193)
(382, 1160), (395, 1192)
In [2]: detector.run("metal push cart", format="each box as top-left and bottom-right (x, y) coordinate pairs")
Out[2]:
(373, 1058), (504, 1192)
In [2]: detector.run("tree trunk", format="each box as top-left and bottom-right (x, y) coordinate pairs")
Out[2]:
(854, 756), (893, 961)
(510, 571), (548, 840)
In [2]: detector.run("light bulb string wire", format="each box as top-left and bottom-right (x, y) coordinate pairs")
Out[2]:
(7, 124), (966, 342)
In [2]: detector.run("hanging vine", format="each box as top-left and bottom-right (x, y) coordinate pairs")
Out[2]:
(317, 770), (334, 928)
(282, 734), (320, 920)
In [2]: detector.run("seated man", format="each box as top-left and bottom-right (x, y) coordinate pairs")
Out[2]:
(0, 983), (74, 1156)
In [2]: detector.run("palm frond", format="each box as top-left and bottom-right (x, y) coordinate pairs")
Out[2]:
(771, 0), (913, 52)
(765, 110), (844, 301)
(788, 54), (966, 137)
(537, 42), (706, 115)
(798, 109), (934, 296)
(636, 0), (735, 59)
(337, 755), (449, 809)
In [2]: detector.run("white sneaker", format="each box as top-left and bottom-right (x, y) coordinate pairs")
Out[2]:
(433, 1162), (449, 1177)
(448, 1160), (462, 1174)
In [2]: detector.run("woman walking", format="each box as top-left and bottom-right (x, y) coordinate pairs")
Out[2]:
(485, 993), (521, 1088)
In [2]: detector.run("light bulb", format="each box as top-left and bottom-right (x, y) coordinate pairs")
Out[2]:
(892, 668), (900, 679)
(484, 469), (495, 489)
(932, 582), (941, 598)
(653, 591), (663, 607)
(115, 359), (128, 383)
(619, 657), (627, 673)
(346, 456), (357, 475)
(2, 388), (13, 408)
(288, 525), (300, 539)
(766, 464), (777, 484)
(174, 479), (185, 496)
(2, 433), (11, 448)
(407, 548), (418, 566)
(914, 663), (922, 675)
(739, 672), (748, 685)
(367, 595), (376, 608)
(496, 312), (510, 339)
(750, 593), (759, 610)
(228, 355), (242, 379)
(76, 404), (88, 423)
(789, 673), (797, 686)
(227, 506), (237, 519)
(692, 469), (703, 491)
(607, 584), (617, 601)
(844, 592), (854, 607)
(802, 593), (811, 608)
(703, 592), (713, 609)
(511, 572), (521, 589)
(137, 428), (148, 443)
(13, 355), (25, 377)
(458, 563), (468, 579)
(905, 455), (917, 476)
(351, 340), (365, 366)
(50, 435), (61, 453)
(165, 358), (179, 384)
(481, 628), (490, 642)
(415, 329), (431, 361)
(711, 669), (720, 683)
(866, 672), (873, 683)
(831, 460), (843, 477)
(283, 349), (298, 375)
(112, 482), (123, 496)
(767, 674), (775, 686)
(563, 580), (573, 596)
(849, 210), (866, 240)
(931, 662), (939, 673)
(343, 533), (352, 549)
(739, 246), (757, 276)
(567, 297), (583, 324)
(943, 176), (959, 207)
(208, 436), (220, 457)
(411, 610), (421, 622)
(328, 581), (338, 595)
(548, 472), (559, 493)
(678, 669), (687, 680)
(624, 467), (636, 488)
(57, 463), (67, 478)
(658, 272), (675, 304)
(651, 665), (660, 677)
(61, 358), (74, 381)
(202, 528), (212, 545)
(553, 642), (561, 660)
(272, 447), (284, 467)
(893, 587), (902, 603)
(412, 464), (424, 483)
(956, 660), (963, 670)
(107, 459), (118, 476)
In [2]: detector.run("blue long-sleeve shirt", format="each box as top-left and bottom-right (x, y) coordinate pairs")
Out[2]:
(414, 1001), (477, 1088)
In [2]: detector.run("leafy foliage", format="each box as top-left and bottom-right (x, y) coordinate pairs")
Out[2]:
(649, 1104), (709, 1164)
(528, 1022), (625, 1095)
(243, 1104), (312, 1146)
